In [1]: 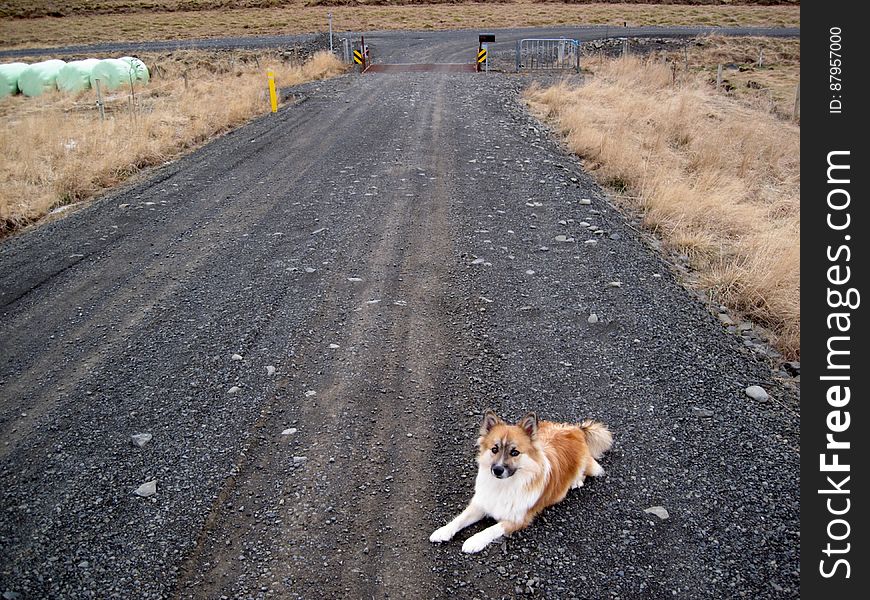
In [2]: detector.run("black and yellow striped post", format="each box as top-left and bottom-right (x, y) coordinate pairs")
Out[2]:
(477, 33), (494, 73)
(353, 38), (367, 71)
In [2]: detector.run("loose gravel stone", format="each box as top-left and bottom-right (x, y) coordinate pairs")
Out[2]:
(134, 480), (157, 497)
(644, 506), (669, 520)
(745, 385), (770, 403)
(587, 313), (599, 324)
(130, 433), (153, 448)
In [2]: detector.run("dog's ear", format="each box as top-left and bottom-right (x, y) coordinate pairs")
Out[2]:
(518, 412), (538, 438)
(480, 410), (502, 435)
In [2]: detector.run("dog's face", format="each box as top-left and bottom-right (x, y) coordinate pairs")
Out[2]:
(476, 411), (541, 480)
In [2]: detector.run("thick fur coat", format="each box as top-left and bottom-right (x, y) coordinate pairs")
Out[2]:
(430, 410), (612, 553)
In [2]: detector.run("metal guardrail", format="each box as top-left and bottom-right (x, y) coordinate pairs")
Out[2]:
(516, 38), (581, 73)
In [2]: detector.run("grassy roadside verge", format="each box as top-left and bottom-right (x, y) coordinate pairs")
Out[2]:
(0, 50), (346, 236)
(1, 2), (800, 50)
(526, 39), (799, 357)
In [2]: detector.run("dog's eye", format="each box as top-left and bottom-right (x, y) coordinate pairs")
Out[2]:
(491, 446), (498, 454)
(510, 449), (520, 457)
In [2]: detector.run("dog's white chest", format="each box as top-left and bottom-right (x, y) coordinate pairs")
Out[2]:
(471, 468), (541, 523)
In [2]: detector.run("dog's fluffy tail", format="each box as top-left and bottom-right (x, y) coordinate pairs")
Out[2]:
(580, 419), (613, 459)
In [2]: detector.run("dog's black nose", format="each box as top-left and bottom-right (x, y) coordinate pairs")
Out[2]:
(492, 465), (505, 477)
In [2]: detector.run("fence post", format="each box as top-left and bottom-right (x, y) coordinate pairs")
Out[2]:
(94, 78), (105, 121)
(128, 72), (135, 119)
(716, 64), (723, 91)
(328, 12), (333, 53)
(757, 48), (764, 67)
(793, 82), (800, 122)
(516, 39), (521, 72)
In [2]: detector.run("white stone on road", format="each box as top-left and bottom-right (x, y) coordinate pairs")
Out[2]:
(130, 433), (152, 448)
(134, 480), (157, 497)
(644, 506), (669, 519)
(745, 385), (770, 402)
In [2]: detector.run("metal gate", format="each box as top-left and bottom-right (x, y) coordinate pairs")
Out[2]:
(515, 38), (580, 73)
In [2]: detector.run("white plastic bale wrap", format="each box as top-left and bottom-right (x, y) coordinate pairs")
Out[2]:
(119, 56), (150, 83)
(18, 59), (66, 97)
(89, 58), (135, 91)
(0, 62), (29, 98)
(56, 59), (101, 93)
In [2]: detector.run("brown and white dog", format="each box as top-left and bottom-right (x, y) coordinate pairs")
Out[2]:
(429, 410), (612, 553)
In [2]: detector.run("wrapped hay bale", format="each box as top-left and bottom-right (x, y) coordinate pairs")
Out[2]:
(89, 58), (135, 91)
(0, 62), (29, 98)
(18, 59), (66, 97)
(119, 56), (150, 84)
(56, 59), (100, 93)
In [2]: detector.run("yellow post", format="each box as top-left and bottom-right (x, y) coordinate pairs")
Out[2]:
(267, 71), (278, 113)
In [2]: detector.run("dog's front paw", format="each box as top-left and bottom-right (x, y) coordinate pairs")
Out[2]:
(461, 532), (492, 554)
(429, 526), (454, 543)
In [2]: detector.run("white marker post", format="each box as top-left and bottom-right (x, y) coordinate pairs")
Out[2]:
(328, 12), (333, 53)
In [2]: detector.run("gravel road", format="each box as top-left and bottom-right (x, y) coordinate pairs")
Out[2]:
(1, 38), (798, 600)
(0, 25), (798, 60)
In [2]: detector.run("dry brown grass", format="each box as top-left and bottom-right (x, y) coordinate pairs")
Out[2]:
(0, 0), (800, 19)
(0, 50), (346, 235)
(526, 52), (799, 357)
(0, 2), (800, 49)
(649, 35), (801, 117)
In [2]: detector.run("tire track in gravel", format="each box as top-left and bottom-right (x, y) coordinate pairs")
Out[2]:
(172, 76), (461, 599)
(0, 82), (370, 459)
(334, 79), (455, 598)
